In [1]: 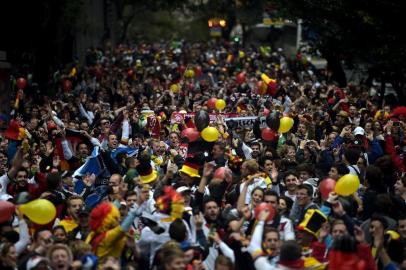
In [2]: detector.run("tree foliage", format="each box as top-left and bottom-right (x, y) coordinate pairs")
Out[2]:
(272, 0), (406, 97)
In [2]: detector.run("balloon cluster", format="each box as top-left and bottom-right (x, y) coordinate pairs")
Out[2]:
(207, 98), (226, 111)
(181, 110), (220, 142)
(261, 111), (294, 141)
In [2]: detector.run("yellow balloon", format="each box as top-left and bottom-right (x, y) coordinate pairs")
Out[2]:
(184, 69), (195, 78)
(215, 99), (226, 111)
(335, 174), (360, 196)
(20, 199), (56, 225)
(201, 127), (220, 142)
(170, 84), (179, 93)
(238, 50), (245, 58)
(278, 117), (294, 133)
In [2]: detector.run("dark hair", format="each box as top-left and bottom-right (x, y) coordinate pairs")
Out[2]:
(213, 141), (226, 152)
(263, 226), (280, 241)
(169, 219), (187, 242)
(46, 173), (62, 190)
(251, 186), (264, 197)
(264, 190), (279, 199)
(373, 194), (393, 216)
(283, 170), (298, 181)
(202, 196), (218, 210)
(365, 165), (384, 191)
(214, 255), (234, 270)
(331, 234), (357, 253)
(52, 225), (66, 235)
(0, 242), (14, 257)
(371, 214), (388, 230)
(75, 142), (89, 152)
(331, 162), (350, 176)
(279, 240), (302, 262)
(297, 184), (313, 197)
(258, 156), (273, 168)
(124, 190), (137, 199)
(33, 228), (51, 241)
(343, 148), (361, 165)
(250, 141), (261, 148)
(16, 168), (29, 176)
(295, 163), (314, 175)
(279, 195), (294, 211)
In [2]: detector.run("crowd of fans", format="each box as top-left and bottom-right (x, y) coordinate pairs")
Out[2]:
(1, 40), (406, 270)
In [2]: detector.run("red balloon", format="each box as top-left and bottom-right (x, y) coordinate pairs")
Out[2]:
(178, 65), (186, 74)
(236, 72), (246, 85)
(194, 66), (203, 77)
(181, 128), (200, 142)
(187, 83), (195, 91)
(268, 81), (278, 96)
(261, 128), (277, 141)
(319, 178), (336, 200)
(96, 69), (103, 78)
(16, 78), (27, 89)
(0, 201), (16, 223)
(213, 167), (232, 182)
(207, 98), (217, 110)
(254, 202), (276, 222)
(127, 69), (134, 77)
(63, 80), (72, 92)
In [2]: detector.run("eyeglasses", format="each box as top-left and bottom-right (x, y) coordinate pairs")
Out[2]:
(41, 237), (54, 244)
(101, 121), (110, 125)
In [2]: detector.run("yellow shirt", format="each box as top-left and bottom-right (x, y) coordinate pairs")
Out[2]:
(59, 218), (78, 233)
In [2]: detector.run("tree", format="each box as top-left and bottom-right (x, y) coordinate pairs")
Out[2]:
(272, 0), (406, 103)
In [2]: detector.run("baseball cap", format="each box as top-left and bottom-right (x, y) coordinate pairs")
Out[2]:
(176, 186), (191, 194)
(353, 126), (365, 136)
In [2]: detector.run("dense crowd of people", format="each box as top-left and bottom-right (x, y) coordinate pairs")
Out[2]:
(1, 40), (406, 270)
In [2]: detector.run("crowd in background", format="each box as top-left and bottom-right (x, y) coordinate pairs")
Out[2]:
(1, 40), (406, 270)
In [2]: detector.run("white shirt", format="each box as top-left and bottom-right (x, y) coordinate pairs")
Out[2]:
(0, 173), (10, 197)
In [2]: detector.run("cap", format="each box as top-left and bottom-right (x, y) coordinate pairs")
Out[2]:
(120, 201), (127, 207)
(179, 156), (201, 178)
(136, 154), (158, 184)
(353, 126), (365, 136)
(297, 209), (327, 237)
(176, 186), (191, 194)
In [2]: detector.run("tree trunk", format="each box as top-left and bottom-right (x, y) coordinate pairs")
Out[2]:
(119, 6), (136, 43)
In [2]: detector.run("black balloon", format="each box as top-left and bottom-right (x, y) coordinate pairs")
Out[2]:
(195, 110), (210, 131)
(266, 111), (280, 131)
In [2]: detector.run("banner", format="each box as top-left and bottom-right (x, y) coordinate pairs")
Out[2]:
(171, 112), (238, 124)
(225, 116), (267, 129)
(171, 112), (267, 129)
